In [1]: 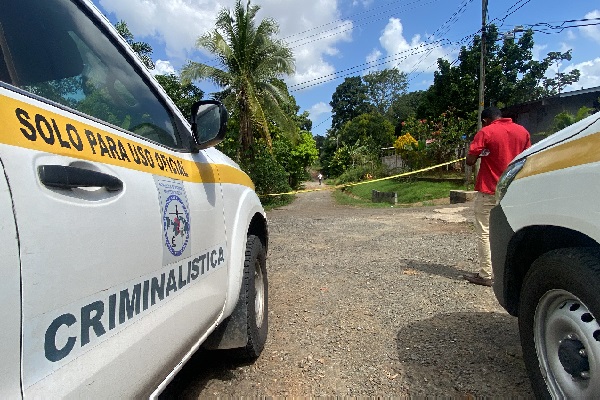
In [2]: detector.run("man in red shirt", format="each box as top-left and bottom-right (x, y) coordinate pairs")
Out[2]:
(464, 106), (531, 286)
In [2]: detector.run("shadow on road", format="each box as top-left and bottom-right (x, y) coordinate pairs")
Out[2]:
(158, 349), (251, 399)
(401, 258), (474, 281)
(395, 311), (533, 396)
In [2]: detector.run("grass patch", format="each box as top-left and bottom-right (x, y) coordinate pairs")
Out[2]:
(338, 178), (466, 206)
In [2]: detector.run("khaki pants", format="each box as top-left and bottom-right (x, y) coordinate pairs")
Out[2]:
(474, 192), (496, 279)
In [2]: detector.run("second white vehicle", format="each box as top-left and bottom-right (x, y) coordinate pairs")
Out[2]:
(491, 111), (600, 398)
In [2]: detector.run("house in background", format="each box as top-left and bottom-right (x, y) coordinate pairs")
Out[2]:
(502, 85), (600, 143)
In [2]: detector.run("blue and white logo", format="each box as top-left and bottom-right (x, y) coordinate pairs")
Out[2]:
(163, 194), (190, 257)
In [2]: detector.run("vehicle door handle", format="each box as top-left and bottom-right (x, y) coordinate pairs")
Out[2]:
(38, 165), (123, 191)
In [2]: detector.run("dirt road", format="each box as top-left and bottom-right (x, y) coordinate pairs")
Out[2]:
(161, 183), (534, 397)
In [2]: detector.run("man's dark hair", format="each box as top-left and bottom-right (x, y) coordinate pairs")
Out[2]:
(481, 106), (502, 120)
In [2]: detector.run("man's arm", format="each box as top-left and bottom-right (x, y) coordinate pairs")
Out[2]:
(466, 153), (478, 166)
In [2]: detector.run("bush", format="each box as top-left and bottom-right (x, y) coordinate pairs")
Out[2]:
(239, 142), (292, 206)
(335, 164), (387, 185)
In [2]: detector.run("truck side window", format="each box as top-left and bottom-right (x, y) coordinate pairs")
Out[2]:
(0, 46), (10, 85)
(0, 0), (181, 149)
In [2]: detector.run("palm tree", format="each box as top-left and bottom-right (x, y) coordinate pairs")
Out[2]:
(181, 0), (295, 158)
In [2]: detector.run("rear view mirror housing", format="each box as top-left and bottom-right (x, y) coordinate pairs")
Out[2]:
(190, 100), (228, 151)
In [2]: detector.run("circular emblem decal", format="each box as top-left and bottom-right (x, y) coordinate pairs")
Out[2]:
(163, 194), (190, 256)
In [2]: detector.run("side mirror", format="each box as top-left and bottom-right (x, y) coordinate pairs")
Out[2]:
(190, 100), (228, 151)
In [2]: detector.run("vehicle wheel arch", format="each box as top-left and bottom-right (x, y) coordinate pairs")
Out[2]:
(203, 188), (268, 351)
(248, 212), (268, 254)
(504, 225), (599, 316)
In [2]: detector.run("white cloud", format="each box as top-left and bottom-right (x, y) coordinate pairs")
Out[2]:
(559, 42), (572, 53)
(564, 57), (600, 91)
(99, 0), (223, 60)
(352, 0), (374, 7)
(255, 0), (353, 88)
(580, 10), (600, 43)
(532, 44), (548, 61)
(376, 18), (450, 74)
(151, 60), (176, 76)
(309, 102), (332, 120)
(366, 49), (382, 72)
(98, 0), (353, 91)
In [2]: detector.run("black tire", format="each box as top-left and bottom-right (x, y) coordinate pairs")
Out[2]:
(233, 234), (268, 359)
(518, 248), (600, 399)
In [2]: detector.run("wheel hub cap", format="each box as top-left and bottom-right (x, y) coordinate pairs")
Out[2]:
(558, 337), (589, 379)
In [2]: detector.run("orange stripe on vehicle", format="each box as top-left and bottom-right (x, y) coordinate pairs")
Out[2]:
(517, 131), (600, 180)
(0, 93), (253, 189)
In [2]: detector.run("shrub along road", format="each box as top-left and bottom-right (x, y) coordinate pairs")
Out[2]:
(161, 182), (533, 397)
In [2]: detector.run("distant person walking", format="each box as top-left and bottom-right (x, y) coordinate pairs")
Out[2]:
(318, 173), (323, 185)
(464, 106), (531, 287)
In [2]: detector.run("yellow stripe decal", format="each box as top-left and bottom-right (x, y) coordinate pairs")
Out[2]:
(0, 93), (253, 189)
(517, 131), (600, 180)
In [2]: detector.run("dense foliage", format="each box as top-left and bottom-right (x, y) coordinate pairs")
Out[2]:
(321, 24), (582, 181)
(181, 0), (295, 157)
(154, 74), (204, 120)
(418, 25), (580, 119)
(552, 105), (594, 133)
(116, 5), (317, 204)
(118, 11), (587, 199)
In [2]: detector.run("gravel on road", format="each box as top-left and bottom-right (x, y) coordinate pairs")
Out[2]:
(160, 182), (534, 397)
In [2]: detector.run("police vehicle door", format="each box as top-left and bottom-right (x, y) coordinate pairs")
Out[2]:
(0, 0), (227, 396)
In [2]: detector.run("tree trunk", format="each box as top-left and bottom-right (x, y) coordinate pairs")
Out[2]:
(239, 99), (252, 160)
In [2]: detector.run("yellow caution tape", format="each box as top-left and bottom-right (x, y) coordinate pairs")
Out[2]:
(262, 157), (466, 197)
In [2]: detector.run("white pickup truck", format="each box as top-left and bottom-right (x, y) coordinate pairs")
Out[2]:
(491, 112), (600, 398)
(0, 0), (269, 397)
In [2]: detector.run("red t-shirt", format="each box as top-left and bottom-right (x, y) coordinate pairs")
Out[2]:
(468, 118), (531, 195)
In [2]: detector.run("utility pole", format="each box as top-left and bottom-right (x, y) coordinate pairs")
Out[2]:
(467, 0), (488, 187)
(478, 0), (488, 131)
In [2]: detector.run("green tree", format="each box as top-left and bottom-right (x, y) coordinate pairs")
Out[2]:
(318, 133), (342, 177)
(181, 0), (295, 159)
(294, 110), (313, 132)
(419, 25), (581, 119)
(273, 131), (318, 188)
(389, 90), (426, 130)
(239, 140), (291, 200)
(115, 21), (154, 70)
(552, 106), (593, 133)
(154, 74), (204, 119)
(337, 112), (395, 154)
(329, 76), (372, 131)
(363, 68), (408, 119)
(542, 51), (581, 96)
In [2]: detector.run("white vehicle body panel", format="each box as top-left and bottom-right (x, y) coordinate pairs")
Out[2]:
(501, 163), (600, 241)
(0, 87), (228, 397)
(0, 160), (22, 399)
(500, 113), (600, 240)
(0, 0), (267, 395)
(209, 150), (267, 319)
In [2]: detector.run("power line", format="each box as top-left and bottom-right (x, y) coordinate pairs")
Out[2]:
(283, 0), (441, 44)
(405, 0), (475, 79)
(287, 0), (443, 49)
(289, 39), (449, 89)
(291, 34), (479, 92)
(311, 115), (332, 131)
(290, 0), (477, 90)
(191, 0), (444, 76)
(526, 17), (600, 34)
(488, 0), (532, 28)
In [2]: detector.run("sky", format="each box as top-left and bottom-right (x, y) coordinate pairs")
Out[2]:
(91, 0), (600, 137)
